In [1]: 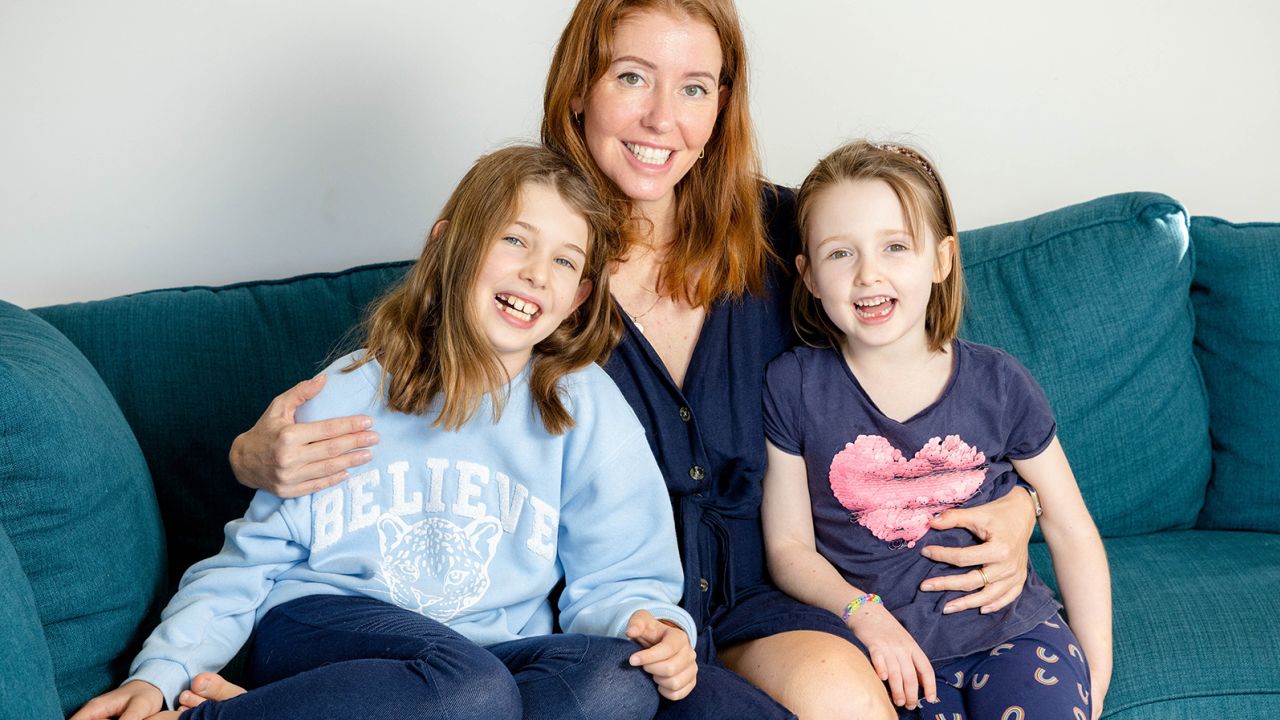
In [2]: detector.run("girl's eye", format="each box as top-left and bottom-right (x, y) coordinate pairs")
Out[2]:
(503, 236), (526, 248)
(555, 257), (577, 270)
(827, 249), (852, 260)
(619, 72), (644, 87)
(681, 84), (708, 98)
(887, 243), (909, 252)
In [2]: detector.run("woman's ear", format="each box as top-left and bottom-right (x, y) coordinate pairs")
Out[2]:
(933, 235), (956, 283)
(430, 219), (449, 241)
(570, 96), (584, 116)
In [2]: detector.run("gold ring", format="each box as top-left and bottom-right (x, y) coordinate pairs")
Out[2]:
(979, 567), (991, 587)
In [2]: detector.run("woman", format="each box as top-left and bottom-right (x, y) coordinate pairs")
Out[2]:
(223, 1), (1038, 717)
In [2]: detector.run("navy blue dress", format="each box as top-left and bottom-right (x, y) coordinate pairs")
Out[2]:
(602, 186), (855, 671)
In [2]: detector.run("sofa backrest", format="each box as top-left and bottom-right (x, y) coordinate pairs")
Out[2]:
(34, 261), (412, 590)
(959, 192), (1210, 538)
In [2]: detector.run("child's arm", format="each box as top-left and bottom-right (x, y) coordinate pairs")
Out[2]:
(554, 419), (698, 698)
(762, 440), (937, 711)
(1012, 437), (1112, 719)
(107, 493), (308, 711)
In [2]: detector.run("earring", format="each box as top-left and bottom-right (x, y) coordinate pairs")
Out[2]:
(572, 111), (582, 125)
(699, 148), (705, 159)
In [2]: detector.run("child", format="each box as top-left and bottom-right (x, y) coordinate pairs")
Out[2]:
(72, 145), (697, 720)
(760, 140), (1111, 720)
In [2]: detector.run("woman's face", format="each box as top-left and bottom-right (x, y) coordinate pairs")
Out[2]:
(576, 10), (724, 216)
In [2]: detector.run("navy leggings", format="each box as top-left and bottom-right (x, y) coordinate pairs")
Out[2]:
(902, 616), (1093, 720)
(182, 594), (660, 720)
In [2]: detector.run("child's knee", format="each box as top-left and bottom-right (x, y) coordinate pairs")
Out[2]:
(405, 654), (521, 719)
(569, 636), (660, 719)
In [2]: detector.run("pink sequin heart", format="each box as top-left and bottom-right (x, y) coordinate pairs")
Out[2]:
(829, 435), (987, 547)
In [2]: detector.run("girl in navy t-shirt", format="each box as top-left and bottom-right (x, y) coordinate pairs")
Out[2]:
(761, 141), (1111, 719)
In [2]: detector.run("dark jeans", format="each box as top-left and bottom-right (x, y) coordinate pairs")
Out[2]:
(183, 594), (659, 720)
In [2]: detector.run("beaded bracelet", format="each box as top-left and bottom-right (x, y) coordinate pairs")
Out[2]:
(841, 593), (883, 623)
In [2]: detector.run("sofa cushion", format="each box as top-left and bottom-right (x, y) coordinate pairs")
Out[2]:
(34, 261), (412, 590)
(0, 528), (63, 719)
(0, 300), (165, 714)
(1189, 217), (1280, 532)
(1031, 530), (1280, 718)
(960, 193), (1209, 537)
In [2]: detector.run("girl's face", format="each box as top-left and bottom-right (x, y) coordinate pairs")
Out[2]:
(799, 179), (954, 358)
(472, 182), (594, 376)
(574, 10), (724, 216)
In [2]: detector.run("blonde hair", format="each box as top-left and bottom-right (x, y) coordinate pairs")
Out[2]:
(793, 140), (964, 353)
(349, 145), (622, 435)
(542, 0), (774, 306)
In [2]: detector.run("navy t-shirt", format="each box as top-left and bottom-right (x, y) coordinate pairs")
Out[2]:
(762, 339), (1062, 663)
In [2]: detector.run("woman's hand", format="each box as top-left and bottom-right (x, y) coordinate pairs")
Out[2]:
(69, 680), (166, 720)
(919, 487), (1036, 614)
(229, 374), (378, 498)
(848, 603), (937, 711)
(626, 610), (698, 701)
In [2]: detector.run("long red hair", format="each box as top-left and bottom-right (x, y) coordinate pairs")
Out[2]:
(542, 0), (773, 306)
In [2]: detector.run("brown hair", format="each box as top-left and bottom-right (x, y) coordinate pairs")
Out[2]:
(793, 140), (964, 353)
(349, 145), (622, 435)
(541, 0), (773, 306)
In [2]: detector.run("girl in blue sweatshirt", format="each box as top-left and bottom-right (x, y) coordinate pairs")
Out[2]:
(72, 145), (696, 720)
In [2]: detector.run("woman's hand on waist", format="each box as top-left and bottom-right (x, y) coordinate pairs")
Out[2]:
(917, 486), (1036, 614)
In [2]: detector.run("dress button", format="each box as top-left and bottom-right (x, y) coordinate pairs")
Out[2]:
(689, 465), (705, 481)
(700, 578), (710, 593)
(679, 406), (692, 422)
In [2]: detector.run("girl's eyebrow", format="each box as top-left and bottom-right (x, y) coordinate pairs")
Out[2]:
(611, 55), (717, 84)
(514, 220), (586, 258)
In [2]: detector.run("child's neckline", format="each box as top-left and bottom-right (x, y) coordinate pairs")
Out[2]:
(834, 339), (962, 426)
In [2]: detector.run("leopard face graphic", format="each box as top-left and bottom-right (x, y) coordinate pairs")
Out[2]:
(376, 514), (502, 622)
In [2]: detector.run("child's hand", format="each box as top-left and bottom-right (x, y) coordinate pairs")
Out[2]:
(847, 604), (938, 711)
(626, 609), (698, 701)
(69, 680), (165, 720)
(176, 671), (249, 711)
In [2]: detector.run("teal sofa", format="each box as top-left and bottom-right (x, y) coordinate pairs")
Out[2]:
(2, 192), (1277, 718)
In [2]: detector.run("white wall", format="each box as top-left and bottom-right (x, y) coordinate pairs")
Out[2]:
(3, 1), (1277, 308)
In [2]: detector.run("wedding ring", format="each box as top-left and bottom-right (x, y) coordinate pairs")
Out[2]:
(979, 567), (991, 587)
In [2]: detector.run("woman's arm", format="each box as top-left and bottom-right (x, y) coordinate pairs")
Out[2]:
(230, 374), (378, 498)
(918, 485), (1037, 613)
(762, 441), (937, 710)
(1012, 438), (1112, 719)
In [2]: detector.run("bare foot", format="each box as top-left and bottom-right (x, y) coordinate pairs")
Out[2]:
(177, 672), (248, 710)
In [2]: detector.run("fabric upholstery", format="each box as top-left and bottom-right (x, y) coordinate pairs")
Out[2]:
(34, 262), (412, 589)
(960, 193), (1210, 537)
(0, 300), (164, 714)
(1189, 217), (1280, 532)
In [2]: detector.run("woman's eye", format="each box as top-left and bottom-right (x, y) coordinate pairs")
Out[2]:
(619, 72), (644, 86)
(681, 84), (708, 98)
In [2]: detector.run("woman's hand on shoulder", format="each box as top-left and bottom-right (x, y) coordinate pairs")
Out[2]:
(229, 374), (378, 498)
(919, 487), (1036, 614)
(847, 603), (937, 711)
(626, 610), (697, 701)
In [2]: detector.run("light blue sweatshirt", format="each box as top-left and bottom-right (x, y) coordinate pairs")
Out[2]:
(128, 352), (694, 708)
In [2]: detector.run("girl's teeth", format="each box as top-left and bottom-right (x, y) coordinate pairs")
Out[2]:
(496, 294), (540, 321)
(625, 143), (673, 165)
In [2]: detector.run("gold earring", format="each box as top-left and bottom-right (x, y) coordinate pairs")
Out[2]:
(699, 148), (705, 159)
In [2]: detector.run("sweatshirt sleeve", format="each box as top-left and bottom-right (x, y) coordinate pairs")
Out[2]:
(125, 491), (309, 709)
(555, 426), (696, 645)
